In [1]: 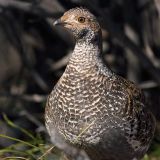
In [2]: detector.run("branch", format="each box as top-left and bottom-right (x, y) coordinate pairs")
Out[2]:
(20, 110), (46, 132)
(0, 0), (62, 18)
(49, 52), (71, 71)
(0, 92), (46, 103)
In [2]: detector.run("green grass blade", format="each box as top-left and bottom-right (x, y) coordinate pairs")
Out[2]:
(0, 134), (38, 149)
(3, 114), (35, 141)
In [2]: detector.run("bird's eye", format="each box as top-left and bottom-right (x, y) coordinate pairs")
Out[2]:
(78, 17), (86, 23)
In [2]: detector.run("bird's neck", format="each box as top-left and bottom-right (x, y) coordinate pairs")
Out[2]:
(72, 41), (101, 61)
(66, 31), (113, 76)
(69, 31), (102, 63)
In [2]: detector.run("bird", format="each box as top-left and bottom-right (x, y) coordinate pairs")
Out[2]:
(45, 7), (156, 160)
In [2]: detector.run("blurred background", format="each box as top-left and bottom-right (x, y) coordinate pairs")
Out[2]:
(0, 0), (160, 159)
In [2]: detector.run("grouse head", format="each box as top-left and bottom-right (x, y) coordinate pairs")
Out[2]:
(54, 7), (101, 42)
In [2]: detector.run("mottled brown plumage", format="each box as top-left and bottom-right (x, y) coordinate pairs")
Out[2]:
(45, 7), (156, 160)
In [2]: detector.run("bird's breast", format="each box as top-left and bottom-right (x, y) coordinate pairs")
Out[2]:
(48, 73), (117, 145)
(48, 71), (133, 147)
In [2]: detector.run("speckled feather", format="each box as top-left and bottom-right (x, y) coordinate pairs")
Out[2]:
(45, 7), (155, 160)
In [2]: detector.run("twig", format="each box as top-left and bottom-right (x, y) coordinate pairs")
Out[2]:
(2, 157), (29, 160)
(0, 0), (62, 18)
(139, 81), (158, 89)
(154, 0), (160, 16)
(38, 145), (55, 160)
(30, 70), (49, 92)
(144, 39), (160, 68)
(49, 52), (71, 71)
(19, 110), (46, 132)
(0, 92), (46, 103)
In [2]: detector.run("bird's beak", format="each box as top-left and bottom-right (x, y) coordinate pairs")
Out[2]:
(53, 18), (67, 26)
